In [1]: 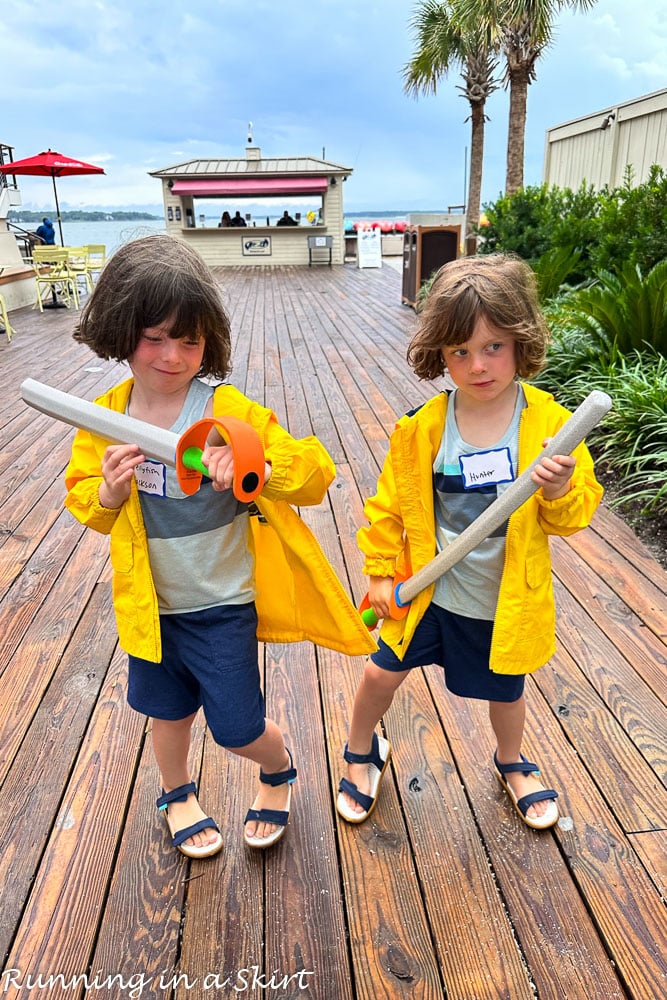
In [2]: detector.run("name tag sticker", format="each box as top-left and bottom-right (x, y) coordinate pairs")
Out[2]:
(459, 447), (514, 490)
(135, 460), (167, 497)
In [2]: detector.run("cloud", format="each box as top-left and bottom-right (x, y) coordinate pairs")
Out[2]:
(2, 0), (665, 214)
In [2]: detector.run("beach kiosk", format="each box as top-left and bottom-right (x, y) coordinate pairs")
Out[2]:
(150, 147), (352, 267)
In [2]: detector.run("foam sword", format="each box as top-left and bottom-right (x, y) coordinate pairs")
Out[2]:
(21, 377), (266, 502)
(359, 389), (613, 629)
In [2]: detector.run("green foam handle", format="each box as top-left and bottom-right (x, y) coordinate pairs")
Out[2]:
(181, 446), (209, 476)
(361, 607), (379, 629)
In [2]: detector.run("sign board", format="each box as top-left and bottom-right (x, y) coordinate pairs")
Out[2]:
(242, 236), (272, 257)
(357, 228), (382, 269)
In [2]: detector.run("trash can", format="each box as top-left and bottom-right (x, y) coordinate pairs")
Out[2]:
(401, 225), (461, 307)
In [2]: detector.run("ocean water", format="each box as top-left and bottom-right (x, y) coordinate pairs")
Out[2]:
(58, 219), (167, 255)
(55, 212), (409, 256)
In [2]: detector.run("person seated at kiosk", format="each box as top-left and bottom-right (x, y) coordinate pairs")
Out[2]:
(230, 211), (247, 227)
(35, 217), (56, 245)
(218, 211), (232, 228)
(276, 211), (297, 227)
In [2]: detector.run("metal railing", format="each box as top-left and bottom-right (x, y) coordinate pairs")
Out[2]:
(0, 144), (17, 192)
(6, 220), (45, 263)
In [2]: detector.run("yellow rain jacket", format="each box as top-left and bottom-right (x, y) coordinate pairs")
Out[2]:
(358, 383), (603, 675)
(65, 379), (376, 662)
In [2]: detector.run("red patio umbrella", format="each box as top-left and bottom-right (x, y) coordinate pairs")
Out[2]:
(0, 149), (105, 245)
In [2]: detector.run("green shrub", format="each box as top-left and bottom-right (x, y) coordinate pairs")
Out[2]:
(590, 165), (667, 276)
(597, 351), (667, 516)
(535, 338), (667, 517)
(477, 182), (600, 283)
(477, 168), (667, 287)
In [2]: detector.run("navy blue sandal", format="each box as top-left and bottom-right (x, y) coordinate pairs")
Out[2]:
(336, 732), (392, 824)
(244, 749), (297, 849)
(156, 782), (223, 858)
(493, 752), (559, 830)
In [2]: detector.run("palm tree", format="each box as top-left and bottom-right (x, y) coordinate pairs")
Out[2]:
(403, 1), (499, 255)
(455, 0), (598, 195)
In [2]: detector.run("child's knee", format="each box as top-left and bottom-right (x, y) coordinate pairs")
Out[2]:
(363, 659), (407, 693)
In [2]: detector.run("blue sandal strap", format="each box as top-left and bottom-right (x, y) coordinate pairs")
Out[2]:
(244, 807), (289, 827)
(516, 789), (559, 816)
(156, 781), (197, 810)
(338, 777), (374, 813)
(171, 816), (220, 848)
(494, 752), (539, 777)
(259, 748), (297, 787)
(343, 732), (383, 770)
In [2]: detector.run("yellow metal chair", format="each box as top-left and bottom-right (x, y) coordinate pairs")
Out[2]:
(84, 244), (106, 285)
(67, 246), (94, 295)
(0, 293), (14, 342)
(32, 247), (80, 311)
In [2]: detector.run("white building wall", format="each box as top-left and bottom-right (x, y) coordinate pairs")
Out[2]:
(543, 88), (667, 190)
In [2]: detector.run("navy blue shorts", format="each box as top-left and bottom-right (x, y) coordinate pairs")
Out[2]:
(372, 603), (525, 702)
(127, 603), (266, 748)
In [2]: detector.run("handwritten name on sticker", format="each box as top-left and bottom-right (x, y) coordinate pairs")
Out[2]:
(459, 447), (514, 490)
(134, 460), (167, 497)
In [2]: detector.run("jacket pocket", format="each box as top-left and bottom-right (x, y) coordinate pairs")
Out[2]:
(110, 537), (133, 574)
(526, 550), (548, 590)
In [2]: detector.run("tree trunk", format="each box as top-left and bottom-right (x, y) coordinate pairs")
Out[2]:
(505, 66), (531, 195)
(465, 101), (486, 256)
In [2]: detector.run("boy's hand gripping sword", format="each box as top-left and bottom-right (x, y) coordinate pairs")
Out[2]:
(21, 378), (266, 502)
(359, 389), (612, 629)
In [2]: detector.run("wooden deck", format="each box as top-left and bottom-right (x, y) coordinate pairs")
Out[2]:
(0, 263), (665, 1000)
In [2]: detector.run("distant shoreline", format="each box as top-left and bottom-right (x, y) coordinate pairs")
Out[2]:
(9, 209), (443, 225)
(8, 211), (161, 223)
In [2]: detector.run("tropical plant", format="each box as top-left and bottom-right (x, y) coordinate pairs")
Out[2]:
(455, 0), (598, 194)
(562, 260), (667, 358)
(403, 1), (498, 254)
(531, 245), (583, 302)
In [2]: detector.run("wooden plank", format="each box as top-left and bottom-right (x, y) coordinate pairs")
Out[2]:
(588, 504), (667, 596)
(427, 673), (633, 999)
(534, 647), (667, 832)
(553, 578), (667, 776)
(0, 584), (118, 963)
(553, 538), (667, 702)
(0, 480), (68, 596)
(92, 716), (220, 991)
(308, 487), (445, 998)
(442, 674), (666, 998)
(627, 830), (667, 899)
(389, 670), (535, 998)
(2, 648), (146, 992)
(177, 738), (264, 990)
(0, 523), (109, 778)
(264, 642), (354, 1000)
(321, 646), (447, 999)
(279, 280), (347, 464)
(557, 523), (667, 642)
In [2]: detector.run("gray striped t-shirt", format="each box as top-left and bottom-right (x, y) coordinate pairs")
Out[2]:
(432, 386), (525, 620)
(133, 379), (255, 614)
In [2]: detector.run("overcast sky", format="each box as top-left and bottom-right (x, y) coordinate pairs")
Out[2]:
(3, 0), (666, 214)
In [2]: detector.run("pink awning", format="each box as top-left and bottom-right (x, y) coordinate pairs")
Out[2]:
(170, 177), (329, 196)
